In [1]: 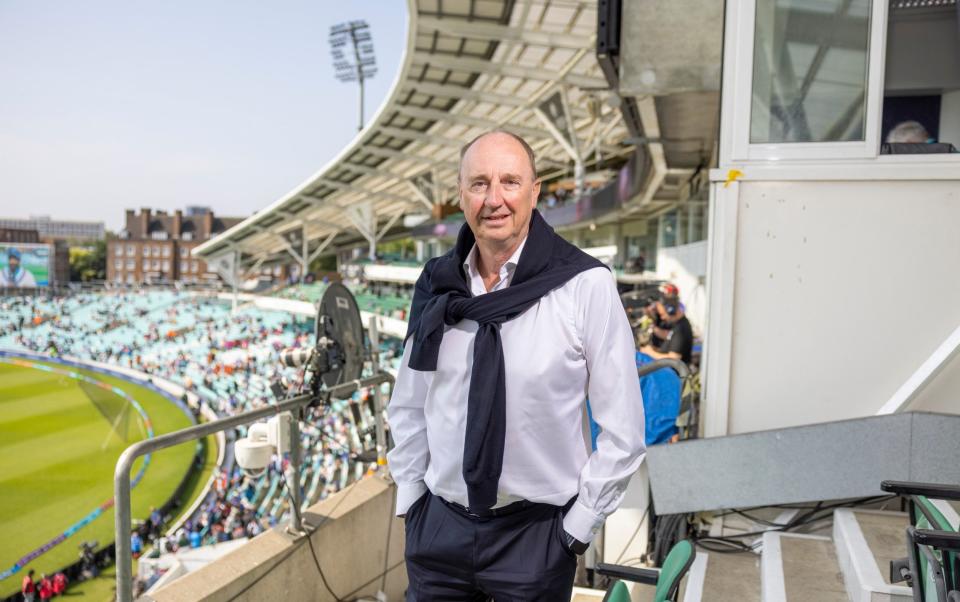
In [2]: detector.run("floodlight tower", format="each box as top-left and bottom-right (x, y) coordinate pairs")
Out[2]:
(329, 20), (378, 131)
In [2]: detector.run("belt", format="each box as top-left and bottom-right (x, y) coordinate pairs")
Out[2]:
(438, 496), (538, 519)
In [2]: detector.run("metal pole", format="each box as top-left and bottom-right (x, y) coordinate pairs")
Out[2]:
(367, 316), (388, 467)
(114, 373), (393, 602)
(231, 250), (239, 314)
(286, 414), (303, 533)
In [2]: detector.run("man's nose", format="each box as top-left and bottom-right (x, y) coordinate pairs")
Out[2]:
(484, 180), (503, 207)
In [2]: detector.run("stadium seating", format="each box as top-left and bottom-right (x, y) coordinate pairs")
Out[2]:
(0, 289), (394, 554)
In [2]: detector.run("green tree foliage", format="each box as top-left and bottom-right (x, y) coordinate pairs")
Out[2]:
(69, 239), (107, 281)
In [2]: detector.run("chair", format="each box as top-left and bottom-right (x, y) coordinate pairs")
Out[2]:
(597, 539), (696, 602)
(882, 480), (960, 602)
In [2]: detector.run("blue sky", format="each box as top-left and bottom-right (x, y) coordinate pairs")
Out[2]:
(0, 1), (407, 231)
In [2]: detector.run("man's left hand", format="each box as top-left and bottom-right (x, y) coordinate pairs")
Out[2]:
(563, 531), (589, 555)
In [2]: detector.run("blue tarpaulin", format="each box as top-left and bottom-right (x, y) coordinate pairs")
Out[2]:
(586, 352), (682, 449)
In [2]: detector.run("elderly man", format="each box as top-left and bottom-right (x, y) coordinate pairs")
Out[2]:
(388, 130), (645, 600)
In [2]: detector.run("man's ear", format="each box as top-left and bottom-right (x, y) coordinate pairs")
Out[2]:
(531, 179), (541, 207)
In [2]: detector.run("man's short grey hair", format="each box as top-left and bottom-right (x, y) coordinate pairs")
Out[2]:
(458, 130), (538, 181)
(886, 120), (930, 143)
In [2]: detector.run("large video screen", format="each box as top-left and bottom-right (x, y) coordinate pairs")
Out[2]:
(0, 243), (51, 287)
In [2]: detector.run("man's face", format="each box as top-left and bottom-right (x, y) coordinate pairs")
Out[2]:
(458, 133), (540, 248)
(8, 255), (19, 271)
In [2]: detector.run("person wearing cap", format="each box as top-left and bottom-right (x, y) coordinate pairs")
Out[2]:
(640, 284), (694, 365)
(388, 130), (645, 600)
(1, 247), (37, 288)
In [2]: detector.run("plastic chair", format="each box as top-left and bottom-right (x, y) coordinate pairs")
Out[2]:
(597, 539), (696, 602)
(882, 480), (960, 602)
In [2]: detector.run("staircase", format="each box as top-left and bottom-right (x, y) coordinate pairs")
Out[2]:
(685, 506), (940, 601)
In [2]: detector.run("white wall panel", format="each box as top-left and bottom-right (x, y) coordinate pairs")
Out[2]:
(727, 180), (960, 433)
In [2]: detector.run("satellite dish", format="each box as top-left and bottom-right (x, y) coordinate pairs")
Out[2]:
(316, 283), (365, 394)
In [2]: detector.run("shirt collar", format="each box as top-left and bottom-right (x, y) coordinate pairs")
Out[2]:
(463, 237), (527, 293)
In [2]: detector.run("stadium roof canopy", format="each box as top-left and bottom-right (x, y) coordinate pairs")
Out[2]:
(194, 0), (633, 271)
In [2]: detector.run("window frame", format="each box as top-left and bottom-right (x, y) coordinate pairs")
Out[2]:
(724, 0), (891, 162)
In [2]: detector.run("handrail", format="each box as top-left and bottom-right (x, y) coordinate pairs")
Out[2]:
(114, 372), (394, 602)
(637, 357), (690, 379)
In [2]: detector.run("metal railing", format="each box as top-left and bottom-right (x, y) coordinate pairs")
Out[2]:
(113, 371), (394, 602)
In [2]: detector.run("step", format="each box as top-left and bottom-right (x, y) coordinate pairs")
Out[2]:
(762, 532), (847, 602)
(700, 546), (761, 602)
(833, 508), (912, 602)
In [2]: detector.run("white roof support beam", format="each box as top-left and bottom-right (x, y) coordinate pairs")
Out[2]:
(306, 230), (339, 264)
(417, 16), (593, 50)
(309, 180), (413, 207)
(406, 181), (436, 212)
(401, 81), (527, 107)
(395, 105), (546, 141)
(360, 145), (459, 169)
(410, 52), (607, 91)
(376, 125), (464, 148)
(377, 209), (406, 240)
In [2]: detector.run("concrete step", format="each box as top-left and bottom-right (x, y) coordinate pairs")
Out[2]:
(833, 508), (912, 602)
(762, 532), (848, 602)
(699, 546), (761, 602)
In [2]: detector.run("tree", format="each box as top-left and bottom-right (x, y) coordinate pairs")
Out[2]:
(69, 239), (107, 281)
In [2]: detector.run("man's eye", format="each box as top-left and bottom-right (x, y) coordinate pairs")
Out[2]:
(470, 182), (487, 192)
(502, 180), (521, 189)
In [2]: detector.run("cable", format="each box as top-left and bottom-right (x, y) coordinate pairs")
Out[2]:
(614, 505), (651, 563)
(278, 473), (355, 602)
(691, 495), (896, 553)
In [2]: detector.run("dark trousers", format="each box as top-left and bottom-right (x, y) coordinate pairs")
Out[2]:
(403, 491), (577, 601)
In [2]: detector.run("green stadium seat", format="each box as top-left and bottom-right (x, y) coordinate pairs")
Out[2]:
(882, 480), (960, 602)
(597, 539), (696, 602)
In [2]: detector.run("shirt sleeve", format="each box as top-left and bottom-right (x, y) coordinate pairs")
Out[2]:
(386, 339), (431, 515)
(563, 268), (646, 543)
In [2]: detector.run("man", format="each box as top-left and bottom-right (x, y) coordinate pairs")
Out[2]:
(388, 131), (645, 600)
(21, 569), (36, 602)
(640, 285), (693, 365)
(1, 248), (38, 288)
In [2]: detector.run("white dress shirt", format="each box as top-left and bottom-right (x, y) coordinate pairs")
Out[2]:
(387, 238), (646, 543)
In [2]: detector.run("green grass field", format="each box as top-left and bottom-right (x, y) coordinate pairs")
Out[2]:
(0, 359), (212, 599)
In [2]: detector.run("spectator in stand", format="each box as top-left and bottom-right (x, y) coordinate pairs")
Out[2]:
(131, 530), (143, 559)
(189, 528), (202, 548)
(148, 506), (163, 538)
(52, 572), (67, 597)
(37, 574), (52, 602)
(21, 569), (36, 602)
(640, 284), (694, 365)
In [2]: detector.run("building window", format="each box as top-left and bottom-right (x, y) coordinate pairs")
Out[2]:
(180, 247), (188, 258)
(162, 246), (170, 257)
(127, 274), (135, 284)
(127, 259), (135, 270)
(180, 260), (188, 272)
(114, 259), (122, 270)
(127, 245), (135, 257)
(115, 246), (123, 257)
(192, 260), (199, 273)
(162, 260), (170, 271)
(151, 231), (168, 240)
(750, 0), (871, 144)
(152, 259), (160, 270)
(152, 245), (160, 256)
(142, 259), (149, 270)
(183, 232), (194, 241)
